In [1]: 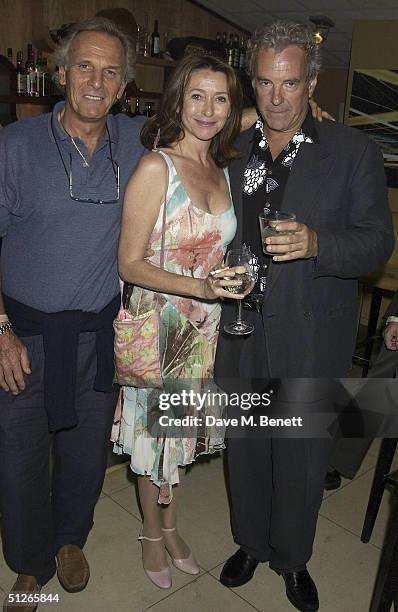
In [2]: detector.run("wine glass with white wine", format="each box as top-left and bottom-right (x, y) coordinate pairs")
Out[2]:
(223, 248), (256, 336)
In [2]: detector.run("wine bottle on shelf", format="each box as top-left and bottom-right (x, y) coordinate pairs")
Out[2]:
(36, 51), (49, 96)
(133, 97), (141, 116)
(227, 34), (234, 66)
(233, 34), (240, 69)
(25, 44), (38, 96)
(151, 20), (160, 57)
(162, 31), (169, 53)
(143, 102), (154, 117)
(222, 32), (227, 59)
(136, 25), (142, 55)
(16, 51), (27, 96)
(7, 48), (13, 65)
(122, 96), (134, 117)
(239, 36), (247, 70)
(143, 31), (150, 57)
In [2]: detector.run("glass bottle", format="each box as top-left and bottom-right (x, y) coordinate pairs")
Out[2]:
(151, 20), (160, 57)
(133, 97), (141, 116)
(25, 44), (38, 96)
(233, 34), (240, 69)
(239, 37), (247, 70)
(16, 51), (27, 95)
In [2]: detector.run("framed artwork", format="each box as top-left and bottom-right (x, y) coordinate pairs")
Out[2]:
(347, 69), (398, 188)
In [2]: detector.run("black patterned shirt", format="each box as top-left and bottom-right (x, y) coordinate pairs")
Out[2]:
(242, 110), (317, 293)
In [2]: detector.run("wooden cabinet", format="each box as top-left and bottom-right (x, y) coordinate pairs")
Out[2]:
(130, 55), (176, 110)
(0, 0), (247, 120)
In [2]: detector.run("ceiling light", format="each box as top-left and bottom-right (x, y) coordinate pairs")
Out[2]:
(309, 15), (335, 44)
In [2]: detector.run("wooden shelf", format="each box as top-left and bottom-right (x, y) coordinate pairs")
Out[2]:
(361, 265), (398, 293)
(125, 82), (162, 100)
(136, 55), (175, 68)
(0, 94), (62, 105)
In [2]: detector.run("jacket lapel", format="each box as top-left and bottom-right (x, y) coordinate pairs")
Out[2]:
(263, 132), (335, 303)
(229, 127), (255, 248)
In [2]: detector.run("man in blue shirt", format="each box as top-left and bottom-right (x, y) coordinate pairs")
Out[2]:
(0, 17), (145, 611)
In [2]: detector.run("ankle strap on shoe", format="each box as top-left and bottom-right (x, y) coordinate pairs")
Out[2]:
(161, 527), (176, 532)
(138, 534), (163, 542)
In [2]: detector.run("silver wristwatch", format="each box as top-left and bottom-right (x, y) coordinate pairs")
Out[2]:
(0, 321), (12, 335)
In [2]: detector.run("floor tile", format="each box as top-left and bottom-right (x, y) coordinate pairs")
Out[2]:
(366, 439), (398, 469)
(320, 468), (394, 548)
(144, 573), (258, 611)
(110, 483), (142, 521)
(311, 515), (382, 612)
(111, 453), (237, 571)
(102, 461), (134, 495)
(176, 455), (238, 570)
(39, 496), (199, 611)
(210, 514), (382, 612)
(367, 439), (381, 459)
(323, 445), (379, 500)
(2, 443), (393, 611)
(0, 551), (16, 593)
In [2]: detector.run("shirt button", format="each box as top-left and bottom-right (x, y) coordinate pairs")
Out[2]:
(268, 169), (273, 176)
(304, 311), (313, 318)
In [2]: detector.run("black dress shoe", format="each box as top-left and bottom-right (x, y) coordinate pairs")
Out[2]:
(324, 468), (342, 491)
(220, 548), (259, 587)
(279, 569), (319, 611)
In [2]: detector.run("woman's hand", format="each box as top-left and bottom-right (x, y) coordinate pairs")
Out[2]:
(240, 100), (335, 133)
(309, 98), (335, 122)
(201, 266), (253, 300)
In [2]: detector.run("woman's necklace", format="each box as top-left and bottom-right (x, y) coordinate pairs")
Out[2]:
(59, 114), (90, 167)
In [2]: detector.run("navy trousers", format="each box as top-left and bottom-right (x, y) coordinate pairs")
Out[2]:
(0, 332), (117, 586)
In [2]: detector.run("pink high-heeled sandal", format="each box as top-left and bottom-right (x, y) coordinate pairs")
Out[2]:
(138, 532), (172, 589)
(161, 527), (200, 575)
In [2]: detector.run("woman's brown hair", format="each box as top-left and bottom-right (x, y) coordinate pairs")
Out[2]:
(141, 54), (243, 167)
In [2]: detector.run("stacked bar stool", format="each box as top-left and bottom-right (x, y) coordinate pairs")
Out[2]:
(361, 439), (398, 611)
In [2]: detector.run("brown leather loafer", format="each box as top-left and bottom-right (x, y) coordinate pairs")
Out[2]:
(3, 574), (40, 612)
(56, 544), (90, 593)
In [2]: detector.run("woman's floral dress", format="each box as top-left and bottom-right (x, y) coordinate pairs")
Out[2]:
(111, 151), (237, 503)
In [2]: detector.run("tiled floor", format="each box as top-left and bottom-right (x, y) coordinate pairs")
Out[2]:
(0, 439), (394, 611)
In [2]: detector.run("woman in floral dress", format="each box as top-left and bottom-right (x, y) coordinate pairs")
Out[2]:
(112, 55), (246, 588)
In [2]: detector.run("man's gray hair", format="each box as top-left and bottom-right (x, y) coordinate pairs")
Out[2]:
(246, 20), (322, 82)
(52, 16), (136, 87)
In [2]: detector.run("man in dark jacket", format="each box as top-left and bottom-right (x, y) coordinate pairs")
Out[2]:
(214, 20), (394, 612)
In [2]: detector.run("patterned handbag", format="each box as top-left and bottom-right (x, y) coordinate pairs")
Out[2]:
(113, 196), (167, 388)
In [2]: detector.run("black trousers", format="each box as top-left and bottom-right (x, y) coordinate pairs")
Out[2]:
(227, 434), (331, 570)
(0, 332), (117, 586)
(218, 310), (332, 570)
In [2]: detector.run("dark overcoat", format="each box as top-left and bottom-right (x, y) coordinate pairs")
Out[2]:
(215, 119), (394, 381)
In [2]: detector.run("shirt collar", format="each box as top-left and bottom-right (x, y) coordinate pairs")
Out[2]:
(254, 106), (319, 150)
(48, 100), (117, 146)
